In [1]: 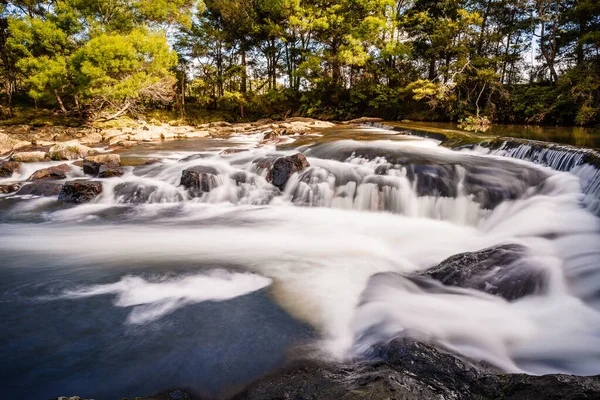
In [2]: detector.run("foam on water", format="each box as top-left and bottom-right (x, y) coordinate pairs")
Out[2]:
(59, 270), (272, 324)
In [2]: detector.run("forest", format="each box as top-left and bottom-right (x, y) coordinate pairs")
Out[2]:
(0, 0), (599, 126)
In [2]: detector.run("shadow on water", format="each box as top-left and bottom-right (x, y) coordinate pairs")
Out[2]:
(0, 256), (315, 400)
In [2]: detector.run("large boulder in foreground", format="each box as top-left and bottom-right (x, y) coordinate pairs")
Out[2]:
(269, 153), (310, 190)
(180, 165), (220, 196)
(16, 182), (63, 196)
(233, 338), (600, 400)
(58, 180), (102, 203)
(424, 244), (547, 300)
(27, 164), (71, 181)
(48, 141), (93, 160)
(83, 154), (121, 176)
(0, 161), (20, 177)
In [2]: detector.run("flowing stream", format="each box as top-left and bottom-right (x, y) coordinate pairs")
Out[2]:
(1, 125), (600, 399)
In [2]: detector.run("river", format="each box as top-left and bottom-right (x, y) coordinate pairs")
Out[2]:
(1, 123), (599, 399)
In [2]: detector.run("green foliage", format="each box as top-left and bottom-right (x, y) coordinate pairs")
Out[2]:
(71, 29), (177, 107)
(1, 0), (599, 126)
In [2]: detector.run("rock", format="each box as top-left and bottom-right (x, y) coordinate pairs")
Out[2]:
(53, 396), (93, 400)
(0, 183), (22, 194)
(10, 151), (48, 163)
(234, 338), (600, 400)
(342, 117), (384, 125)
(424, 244), (547, 300)
(83, 154), (121, 176)
(48, 141), (93, 160)
(27, 164), (71, 181)
(114, 182), (158, 203)
(209, 121), (232, 128)
(78, 132), (103, 145)
(98, 166), (124, 178)
(0, 161), (21, 177)
(0, 131), (30, 155)
(16, 182), (63, 196)
(58, 180), (102, 203)
(220, 148), (249, 155)
(268, 153), (310, 190)
(180, 165), (220, 196)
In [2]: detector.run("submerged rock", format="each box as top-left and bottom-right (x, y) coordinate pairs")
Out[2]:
(233, 338), (600, 400)
(0, 161), (20, 177)
(180, 165), (220, 196)
(424, 244), (547, 300)
(83, 154), (121, 175)
(58, 180), (102, 203)
(16, 182), (63, 196)
(27, 164), (71, 181)
(98, 166), (124, 178)
(114, 182), (158, 204)
(269, 153), (310, 190)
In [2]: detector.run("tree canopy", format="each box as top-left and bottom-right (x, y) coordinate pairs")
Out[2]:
(1, 0), (599, 125)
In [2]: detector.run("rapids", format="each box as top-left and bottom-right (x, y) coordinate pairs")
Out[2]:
(1, 125), (600, 398)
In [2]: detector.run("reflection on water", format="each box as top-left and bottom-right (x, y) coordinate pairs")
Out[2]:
(384, 121), (600, 149)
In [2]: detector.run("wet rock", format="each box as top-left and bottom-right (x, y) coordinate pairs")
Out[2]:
(48, 141), (93, 160)
(234, 338), (600, 400)
(53, 396), (93, 400)
(114, 182), (158, 203)
(220, 148), (249, 155)
(10, 151), (48, 163)
(343, 117), (384, 125)
(83, 154), (121, 175)
(407, 164), (456, 198)
(178, 154), (212, 163)
(0, 161), (21, 177)
(180, 165), (220, 196)
(268, 153), (310, 190)
(27, 164), (71, 181)
(16, 182), (63, 196)
(263, 129), (281, 140)
(0, 183), (22, 194)
(58, 180), (102, 203)
(98, 166), (124, 178)
(424, 244), (547, 300)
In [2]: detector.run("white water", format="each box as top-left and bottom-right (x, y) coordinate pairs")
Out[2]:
(60, 270), (272, 325)
(1, 132), (600, 376)
(479, 140), (600, 215)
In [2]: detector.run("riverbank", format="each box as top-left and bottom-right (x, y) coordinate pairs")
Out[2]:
(0, 117), (336, 157)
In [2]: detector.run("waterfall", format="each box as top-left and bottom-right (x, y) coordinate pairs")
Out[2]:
(480, 139), (600, 214)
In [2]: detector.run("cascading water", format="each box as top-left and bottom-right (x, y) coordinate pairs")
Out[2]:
(1, 126), (600, 398)
(477, 139), (600, 215)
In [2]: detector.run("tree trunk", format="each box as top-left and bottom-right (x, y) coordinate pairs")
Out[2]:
(428, 59), (436, 80)
(241, 49), (247, 94)
(54, 91), (67, 113)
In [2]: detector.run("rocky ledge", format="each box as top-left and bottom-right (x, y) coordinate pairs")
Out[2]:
(232, 338), (600, 400)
